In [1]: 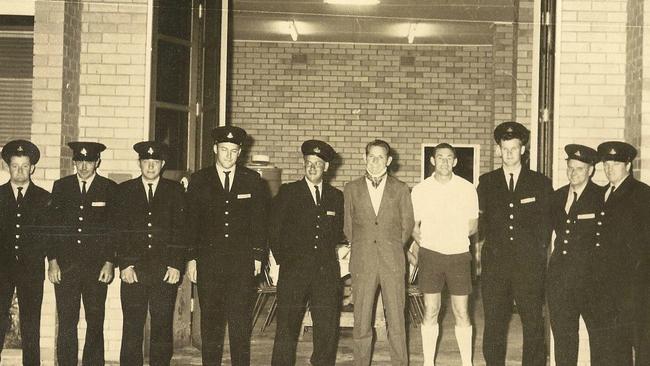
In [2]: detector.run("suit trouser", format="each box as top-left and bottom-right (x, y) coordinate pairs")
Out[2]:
(546, 257), (615, 366)
(610, 272), (650, 366)
(54, 268), (108, 366)
(352, 270), (407, 366)
(120, 279), (178, 366)
(271, 262), (341, 366)
(197, 265), (254, 366)
(0, 272), (43, 366)
(481, 250), (546, 366)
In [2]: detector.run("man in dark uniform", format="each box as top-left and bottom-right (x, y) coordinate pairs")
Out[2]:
(477, 122), (553, 366)
(597, 141), (650, 365)
(0, 140), (49, 366)
(47, 141), (118, 366)
(185, 126), (269, 366)
(547, 144), (614, 366)
(270, 140), (344, 366)
(114, 141), (187, 366)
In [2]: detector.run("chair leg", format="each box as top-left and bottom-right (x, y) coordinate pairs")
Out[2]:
(261, 295), (278, 333)
(251, 293), (268, 331)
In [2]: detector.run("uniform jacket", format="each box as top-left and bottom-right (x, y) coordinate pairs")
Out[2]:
(0, 182), (50, 281)
(549, 180), (606, 286)
(114, 177), (187, 284)
(186, 165), (270, 266)
(600, 175), (650, 282)
(343, 175), (414, 274)
(269, 178), (344, 269)
(477, 167), (553, 263)
(551, 181), (604, 257)
(48, 174), (118, 273)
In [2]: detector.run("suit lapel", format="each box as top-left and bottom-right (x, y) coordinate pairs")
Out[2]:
(300, 178), (317, 207)
(606, 175), (633, 208)
(376, 176), (395, 218)
(358, 176), (378, 218)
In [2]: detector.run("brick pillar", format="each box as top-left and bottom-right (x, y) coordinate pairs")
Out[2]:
(33, 0), (82, 362)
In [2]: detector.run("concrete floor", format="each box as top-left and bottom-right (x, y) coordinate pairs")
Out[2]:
(1, 284), (537, 365)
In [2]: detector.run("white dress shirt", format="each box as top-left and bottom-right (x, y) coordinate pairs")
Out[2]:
(503, 164), (522, 191)
(77, 173), (96, 194)
(305, 178), (323, 205)
(10, 181), (30, 200)
(565, 182), (587, 214)
(216, 164), (236, 191)
(365, 175), (387, 216)
(142, 176), (161, 199)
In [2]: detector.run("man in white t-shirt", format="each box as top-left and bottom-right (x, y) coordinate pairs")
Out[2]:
(411, 143), (478, 366)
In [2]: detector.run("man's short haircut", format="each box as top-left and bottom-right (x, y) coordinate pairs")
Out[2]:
(433, 142), (456, 158)
(365, 139), (391, 157)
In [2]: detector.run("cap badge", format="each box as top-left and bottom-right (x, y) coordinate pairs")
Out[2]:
(506, 127), (513, 133)
(313, 147), (321, 154)
(147, 147), (154, 155)
(609, 148), (616, 155)
(17, 145), (23, 152)
(227, 132), (234, 139)
(575, 150), (581, 157)
(81, 148), (87, 156)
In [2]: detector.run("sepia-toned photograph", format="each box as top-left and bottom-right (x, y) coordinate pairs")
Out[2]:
(0, 0), (648, 365)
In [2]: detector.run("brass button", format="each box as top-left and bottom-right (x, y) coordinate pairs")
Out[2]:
(562, 250), (567, 255)
(77, 228), (82, 232)
(79, 217), (83, 221)
(509, 214), (514, 219)
(509, 203), (514, 208)
(77, 240), (81, 244)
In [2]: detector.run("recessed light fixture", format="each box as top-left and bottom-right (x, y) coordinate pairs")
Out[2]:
(407, 23), (417, 44)
(288, 20), (298, 41)
(324, 0), (380, 5)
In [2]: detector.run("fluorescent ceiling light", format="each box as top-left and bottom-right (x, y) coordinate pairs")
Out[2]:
(407, 23), (417, 44)
(324, 0), (380, 5)
(288, 20), (298, 41)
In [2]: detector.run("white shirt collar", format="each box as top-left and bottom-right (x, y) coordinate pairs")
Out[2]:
(142, 176), (161, 194)
(10, 181), (29, 199)
(215, 164), (236, 190)
(305, 178), (323, 205)
(77, 173), (96, 191)
(609, 174), (630, 190)
(502, 164), (522, 187)
(569, 181), (588, 200)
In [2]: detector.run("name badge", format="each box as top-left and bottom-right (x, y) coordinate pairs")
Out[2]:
(92, 201), (106, 207)
(237, 193), (251, 199)
(327, 211), (336, 216)
(577, 213), (595, 219)
(520, 197), (536, 204)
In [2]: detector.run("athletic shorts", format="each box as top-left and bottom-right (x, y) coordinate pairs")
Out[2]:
(418, 248), (472, 295)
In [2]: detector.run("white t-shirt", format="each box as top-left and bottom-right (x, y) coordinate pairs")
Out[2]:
(411, 173), (479, 254)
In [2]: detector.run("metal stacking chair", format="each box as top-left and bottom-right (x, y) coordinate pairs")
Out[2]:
(407, 265), (425, 325)
(251, 265), (276, 332)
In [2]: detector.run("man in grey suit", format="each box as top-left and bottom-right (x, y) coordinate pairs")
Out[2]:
(344, 139), (415, 366)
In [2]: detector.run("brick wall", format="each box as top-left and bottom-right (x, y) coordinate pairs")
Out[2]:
(228, 42), (494, 189)
(78, 0), (149, 177)
(555, 0), (628, 188)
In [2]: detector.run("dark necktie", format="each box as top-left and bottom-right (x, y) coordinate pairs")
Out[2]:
(224, 171), (231, 193)
(314, 185), (321, 206)
(148, 183), (154, 203)
(605, 185), (615, 202)
(508, 173), (515, 193)
(16, 186), (23, 207)
(81, 180), (87, 196)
